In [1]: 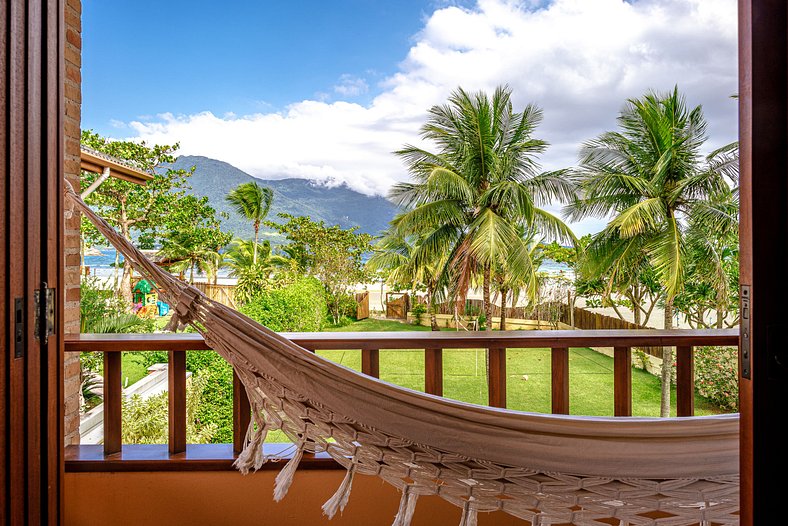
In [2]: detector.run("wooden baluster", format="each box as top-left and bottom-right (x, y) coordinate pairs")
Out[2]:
(168, 350), (187, 454)
(676, 346), (694, 417)
(103, 352), (122, 455)
(551, 347), (569, 414)
(233, 371), (252, 454)
(361, 349), (380, 378)
(488, 347), (507, 408)
(613, 346), (632, 417)
(425, 348), (443, 396)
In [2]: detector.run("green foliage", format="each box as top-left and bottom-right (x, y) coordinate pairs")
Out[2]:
(389, 85), (576, 330)
(80, 130), (194, 298)
(224, 239), (292, 304)
(226, 181), (273, 265)
(266, 213), (372, 324)
(411, 303), (427, 325)
(157, 195), (231, 284)
(694, 347), (739, 411)
(122, 372), (218, 444)
(239, 276), (327, 332)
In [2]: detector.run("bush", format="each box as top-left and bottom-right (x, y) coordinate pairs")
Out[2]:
(239, 276), (327, 332)
(694, 346), (738, 412)
(411, 303), (427, 325)
(122, 372), (218, 444)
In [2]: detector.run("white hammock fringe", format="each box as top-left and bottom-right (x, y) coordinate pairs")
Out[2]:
(321, 464), (356, 519)
(233, 415), (270, 474)
(273, 443), (304, 502)
(391, 486), (419, 526)
(458, 500), (477, 526)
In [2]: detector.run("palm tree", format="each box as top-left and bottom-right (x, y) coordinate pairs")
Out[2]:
(225, 181), (273, 265)
(157, 230), (221, 284)
(492, 228), (543, 331)
(567, 87), (737, 416)
(391, 85), (575, 331)
(223, 238), (288, 278)
(366, 228), (444, 330)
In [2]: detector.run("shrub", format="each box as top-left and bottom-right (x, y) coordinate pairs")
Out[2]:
(694, 346), (738, 412)
(239, 276), (327, 332)
(411, 303), (427, 325)
(122, 372), (218, 444)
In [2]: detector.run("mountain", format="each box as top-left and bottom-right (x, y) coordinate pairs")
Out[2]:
(167, 156), (398, 242)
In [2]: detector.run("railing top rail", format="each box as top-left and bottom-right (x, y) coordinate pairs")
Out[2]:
(65, 328), (738, 352)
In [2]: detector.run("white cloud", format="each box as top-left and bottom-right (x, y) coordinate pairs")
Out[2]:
(125, 0), (738, 236)
(333, 74), (369, 97)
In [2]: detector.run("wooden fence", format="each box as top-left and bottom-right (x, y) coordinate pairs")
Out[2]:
(355, 291), (369, 320)
(193, 283), (238, 310)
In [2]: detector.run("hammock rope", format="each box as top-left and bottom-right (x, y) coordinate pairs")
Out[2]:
(66, 183), (740, 526)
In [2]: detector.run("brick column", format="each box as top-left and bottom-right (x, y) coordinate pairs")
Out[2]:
(63, 0), (82, 446)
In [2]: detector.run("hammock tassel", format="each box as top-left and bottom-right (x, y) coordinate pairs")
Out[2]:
(273, 443), (305, 502)
(232, 418), (269, 475)
(391, 486), (419, 526)
(321, 464), (356, 519)
(458, 500), (477, 526)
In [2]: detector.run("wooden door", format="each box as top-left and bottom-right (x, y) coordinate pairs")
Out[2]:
(386, 293), (409, 320)
(355, 291), (369, 320)
(1, 1), (65, 524)
(738, 2), (788, 523)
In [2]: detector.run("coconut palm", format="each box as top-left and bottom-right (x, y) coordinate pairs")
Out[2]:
(223, 238), (288, 278)
(366, 227), (444, 330)
(567, 87), (737, 416)
(491, 228), (543, 331)
(157, 230), (222, 284)
(225, 181), (274, 264)
(391, 85), (575, 331)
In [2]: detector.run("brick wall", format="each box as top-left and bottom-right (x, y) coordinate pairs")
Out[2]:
(63, 0), (82, 446)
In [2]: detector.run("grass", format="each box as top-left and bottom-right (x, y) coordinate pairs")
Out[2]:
(320, 318), (720, 417)
(120, 316), (720, 434)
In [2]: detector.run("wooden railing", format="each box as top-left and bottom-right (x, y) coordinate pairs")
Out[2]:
(64, 329), (738, 470)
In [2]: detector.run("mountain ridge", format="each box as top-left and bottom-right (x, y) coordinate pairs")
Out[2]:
(167, 155), (398, 242)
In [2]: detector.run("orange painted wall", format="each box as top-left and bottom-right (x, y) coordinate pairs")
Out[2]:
(65, 470), (530, 526)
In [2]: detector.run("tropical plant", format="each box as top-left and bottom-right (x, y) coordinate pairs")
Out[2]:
(121, 372), (218, 444)
(492, 228), (543, 330)
(266, 213), (372, 325)
(225, 181), (273, 265)
(390, 85), (575, 331)
(366, 227), (444, 330)
(567, 87), (738, 416)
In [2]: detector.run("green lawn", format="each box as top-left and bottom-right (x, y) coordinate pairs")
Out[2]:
(120, 317), (721, 427)
(321, 318), (720, 417)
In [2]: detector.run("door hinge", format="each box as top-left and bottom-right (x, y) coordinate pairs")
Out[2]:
(34, 284), (56, 345)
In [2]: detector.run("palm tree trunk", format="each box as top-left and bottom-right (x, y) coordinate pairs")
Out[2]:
(253, 222), (259, 265)
(189, 261), (195, 284)
(660, 297), (674, 417)
(483, 264), (492, 332)
(500, 288), (508, 331)
(427, 287), (439, 331)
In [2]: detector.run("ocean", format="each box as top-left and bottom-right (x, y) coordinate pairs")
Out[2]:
(84, 248), (573, 280)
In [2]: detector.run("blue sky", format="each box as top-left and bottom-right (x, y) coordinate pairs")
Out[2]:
(83, 0), (453, 132)
(82, 0), (738, 236)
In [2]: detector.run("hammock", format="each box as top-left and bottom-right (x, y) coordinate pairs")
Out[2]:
(66, 184), (739, 526)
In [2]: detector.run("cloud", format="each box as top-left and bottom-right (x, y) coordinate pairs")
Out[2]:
(125, 0), (738, 236)
(333, 74), (369, 97)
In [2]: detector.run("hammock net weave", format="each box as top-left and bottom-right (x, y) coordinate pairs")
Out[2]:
(67, 184), (739, 526)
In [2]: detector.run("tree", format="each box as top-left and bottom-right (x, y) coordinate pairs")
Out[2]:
(391, 85), (575, 332)
(157, 195), (232, 284)
(366, 228), (444, 330)
(224, 238), (291, 304)
(80, 130), (193, 301)
(267, 214), (372, 324)
(567, 87), (738, 416)
(225, 181), (273, 265)
(493, 228), (543, 331)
